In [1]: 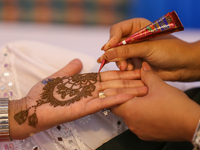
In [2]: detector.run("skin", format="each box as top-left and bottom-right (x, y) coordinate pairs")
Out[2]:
(112, 62), (200, 142)
(97, 18), (200, 82)
(9, 59), (147, 140)
(97, 18), (200, 142)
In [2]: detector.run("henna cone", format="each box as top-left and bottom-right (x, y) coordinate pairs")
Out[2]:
(98, 11), (184, 72)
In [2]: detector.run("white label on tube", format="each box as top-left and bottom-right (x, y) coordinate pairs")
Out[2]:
(122, 40), (127, 45)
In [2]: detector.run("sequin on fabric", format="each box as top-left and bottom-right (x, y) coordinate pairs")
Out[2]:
(0, 48), (17, 100)
(0, 46), (42, 150)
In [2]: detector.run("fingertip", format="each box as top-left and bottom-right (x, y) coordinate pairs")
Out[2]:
(119, 61), (128, 71)
(69, 58), (83, 72)
(101, 44), (106, 50)
(142, 62), (151, 71)
(52, 58), (83, 77)
(116, 61), (121, 70)
(127, 63), (134, 71)
(104, 37), (119, 50)
(104, 43), (111, 51)
(71, 58), (82, 65)
(97, 58), (101, 63)
(71, 58), (82, 63)
(97, 55), (104, 63)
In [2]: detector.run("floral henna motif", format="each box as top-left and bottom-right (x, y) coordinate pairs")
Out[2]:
(14, 73), (98, 127)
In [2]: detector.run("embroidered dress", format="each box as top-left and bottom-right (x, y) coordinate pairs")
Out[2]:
(0, 41), (128, 150)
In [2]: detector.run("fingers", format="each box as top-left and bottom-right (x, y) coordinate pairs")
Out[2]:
(102, 18), (151, 51)
(126, 58), (134, 71)
(102, 19), (134, 51)
(115, 59), (134, 71)
(51, 59), (83, 77)
(86, 94), (134, 114)
(116, 60), (127, 71)
(103, 86), (148, 97)
(99, 80), (145, 91)
(141, 62), (164, 90)
(99, 69), (141, 81)
(100, 42), (150, 63)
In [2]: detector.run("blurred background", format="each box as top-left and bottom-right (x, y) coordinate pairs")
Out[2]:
(0, 0), (200, 90)
(0, 0), (128, 25)
(0, 0), (200, 59)
(0, 0), (200, 28)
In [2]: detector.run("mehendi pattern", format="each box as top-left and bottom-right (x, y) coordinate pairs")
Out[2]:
(14, 73), (98, 127)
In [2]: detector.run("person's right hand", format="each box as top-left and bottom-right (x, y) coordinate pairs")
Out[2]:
(97, 18), (200, 82)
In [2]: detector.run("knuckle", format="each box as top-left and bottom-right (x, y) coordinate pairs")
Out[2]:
(117, 71), (123, 80)
(114, 45), (130, 58)
(110, 25), (116, 32)
(122, 45), (131, 56)
(115, 88), (123, 95)
(122, 80), (131, 88)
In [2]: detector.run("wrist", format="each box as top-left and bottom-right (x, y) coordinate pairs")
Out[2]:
(9, 98), (37, 140)
(0, 98), (12, 142)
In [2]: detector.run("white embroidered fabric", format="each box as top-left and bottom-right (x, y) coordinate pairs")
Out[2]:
(0, 41), (128, 150)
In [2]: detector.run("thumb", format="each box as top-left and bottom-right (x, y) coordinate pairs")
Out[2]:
(51, 59), (83, 77)
(102, 41), (151, 62)
(141, 62), (163, 89)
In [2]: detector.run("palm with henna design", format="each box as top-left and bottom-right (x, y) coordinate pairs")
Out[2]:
(9, 59), (147, 140)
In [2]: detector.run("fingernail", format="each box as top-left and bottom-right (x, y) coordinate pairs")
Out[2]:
(104, 43), (111, 50)
(116, 62), (121, 70)
(101, 45), (105, 50)
(107, 48), (114, 52)
(104, 48), (116, 60)
(97, 56), (103, 63)
(142, 62), (151, 71)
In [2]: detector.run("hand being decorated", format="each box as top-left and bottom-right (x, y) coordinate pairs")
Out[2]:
(9, 59), (147, 140)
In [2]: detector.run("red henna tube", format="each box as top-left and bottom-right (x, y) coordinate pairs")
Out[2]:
(98, 11), (184, 72)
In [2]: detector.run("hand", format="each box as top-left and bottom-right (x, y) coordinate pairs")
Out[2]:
(97, 18), (200, 81)
(111, 62), (200, 142)
(9, 59), (147, 140)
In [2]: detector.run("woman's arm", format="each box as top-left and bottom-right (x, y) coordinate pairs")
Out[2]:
(8, 59), (147, 140)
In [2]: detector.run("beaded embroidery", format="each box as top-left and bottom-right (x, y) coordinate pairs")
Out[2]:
(0, 47), (42, 150)
(0, 47), (18, 100)
(48, 123), (86, 150)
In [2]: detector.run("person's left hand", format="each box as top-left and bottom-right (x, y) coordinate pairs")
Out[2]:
(111, 62), (200, 142)
(9, 59), (147, 140)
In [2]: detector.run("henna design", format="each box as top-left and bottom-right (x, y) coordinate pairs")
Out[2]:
(98, 72), (101, 82)
(14, 73), (98, 127)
